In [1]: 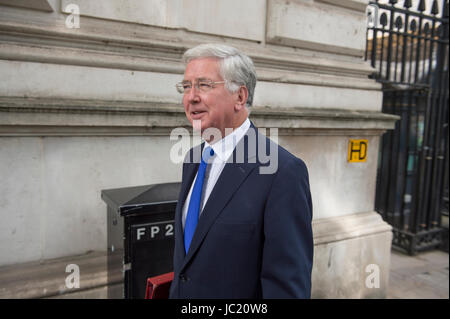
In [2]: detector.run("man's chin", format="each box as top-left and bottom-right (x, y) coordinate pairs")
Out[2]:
(192, 119), (215, 131)
(191, 119), (203, 131)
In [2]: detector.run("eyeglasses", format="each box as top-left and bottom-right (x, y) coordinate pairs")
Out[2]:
(176, 79), (226, 94)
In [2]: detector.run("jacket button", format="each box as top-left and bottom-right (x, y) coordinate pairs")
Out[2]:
(179, 274), (188, 282)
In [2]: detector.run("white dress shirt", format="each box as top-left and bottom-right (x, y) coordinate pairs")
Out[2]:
(182, 118), (251, 229)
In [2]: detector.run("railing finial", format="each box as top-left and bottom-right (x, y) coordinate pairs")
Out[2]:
(431, 0), (439, 15)
(418, 0), (426, 12)
(380, 12), (388, 27)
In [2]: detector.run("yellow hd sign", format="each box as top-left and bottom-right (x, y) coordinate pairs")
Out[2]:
(348, 139), (368, 162)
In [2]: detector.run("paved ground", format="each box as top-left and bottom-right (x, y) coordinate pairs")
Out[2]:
(387, 248), (449, 299)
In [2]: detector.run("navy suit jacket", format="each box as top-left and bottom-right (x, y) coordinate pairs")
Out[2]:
(169, 123), (313, 299)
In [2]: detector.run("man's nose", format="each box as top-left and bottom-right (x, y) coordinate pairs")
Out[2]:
(186, 87), (200, 103)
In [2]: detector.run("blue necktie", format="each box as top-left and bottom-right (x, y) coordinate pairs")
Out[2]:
(184, 146), (215, 254)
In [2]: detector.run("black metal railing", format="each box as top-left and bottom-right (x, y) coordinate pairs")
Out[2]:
(366, 0), (449, 255)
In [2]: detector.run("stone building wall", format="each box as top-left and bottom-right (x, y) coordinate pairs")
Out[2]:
(0, 0), (397, 298)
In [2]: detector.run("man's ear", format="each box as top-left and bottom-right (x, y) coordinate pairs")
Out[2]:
(235, 86), (249, 111)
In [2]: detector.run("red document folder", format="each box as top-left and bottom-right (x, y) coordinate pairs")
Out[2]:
(145, 272), (174, 299)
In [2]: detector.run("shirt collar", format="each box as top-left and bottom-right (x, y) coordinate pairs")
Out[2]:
(204, 118), (250, 162)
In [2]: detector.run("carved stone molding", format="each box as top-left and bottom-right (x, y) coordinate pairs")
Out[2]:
(316, 0), (369, 12)
(0, 9), (375, 85)
(0, 0), (53, 12)
(0, 97), (399, 136)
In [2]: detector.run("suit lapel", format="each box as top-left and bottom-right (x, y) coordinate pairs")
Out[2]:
(180, 125), (259, 271)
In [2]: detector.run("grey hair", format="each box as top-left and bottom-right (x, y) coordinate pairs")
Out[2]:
(182, 43), (257, 107)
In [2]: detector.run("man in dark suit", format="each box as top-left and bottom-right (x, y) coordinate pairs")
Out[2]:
(169, 44), (313, 299)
